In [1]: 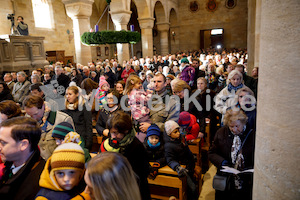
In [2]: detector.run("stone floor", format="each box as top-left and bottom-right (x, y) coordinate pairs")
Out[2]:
(198, 164), (217, 200)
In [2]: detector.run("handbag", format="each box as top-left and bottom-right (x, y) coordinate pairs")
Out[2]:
(212, 129), (253, 191)
(213, 174), (229, 191)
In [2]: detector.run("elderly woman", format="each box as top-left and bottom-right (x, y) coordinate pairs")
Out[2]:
(31, 74), (41, 84)
(215, 70), (250, 119)
(208, 109), (255, 200)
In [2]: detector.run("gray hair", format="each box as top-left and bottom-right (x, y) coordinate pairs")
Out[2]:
(17, 71), (26, 77)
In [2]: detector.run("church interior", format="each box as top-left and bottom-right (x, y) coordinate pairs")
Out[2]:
(0, 0), (299, 199)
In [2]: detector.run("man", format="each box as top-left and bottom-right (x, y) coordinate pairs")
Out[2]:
(16, 16), (28, 36)
(82, 66), (91, 80)
(23, 95), (75, 160)
(0, 117), (45, 199)
(51, 65), (70, 95)
(3, 73), (15, 91)
(43, 73), (51, 85)
(139, 73), (180, 133)
(191, 58), (205, 90)
(12, 71), (31, 104)
(10, 72), (17, 82)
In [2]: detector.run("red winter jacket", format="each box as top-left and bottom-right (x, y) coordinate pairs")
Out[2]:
(185, 114), (200, 141)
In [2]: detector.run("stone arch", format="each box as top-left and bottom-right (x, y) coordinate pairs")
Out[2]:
(132, 0), (151, 19)
(169, 8), (179, 53)
(153, 0), (167, 23)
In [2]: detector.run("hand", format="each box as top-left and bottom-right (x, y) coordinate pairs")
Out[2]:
(139, 122), (151, 133)
(198, 132), (204, 138)
(176, 166), (188, 177)
(103, 129), (109, 137)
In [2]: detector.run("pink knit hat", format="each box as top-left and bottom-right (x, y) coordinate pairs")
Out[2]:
(99, 76), (109, 89)
(178, 111), (191, 126)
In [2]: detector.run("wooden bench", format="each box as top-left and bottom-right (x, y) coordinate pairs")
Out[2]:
(148, 163), (187, 200)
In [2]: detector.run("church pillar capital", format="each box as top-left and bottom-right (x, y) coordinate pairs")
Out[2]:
(110, 10), (132, 30)
(62, 0), (94, 19)
(138, 18), (155, 29)
(156, 22), (170, 32)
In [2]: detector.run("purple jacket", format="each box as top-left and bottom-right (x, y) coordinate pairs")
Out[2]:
(180, 65), (195, 84)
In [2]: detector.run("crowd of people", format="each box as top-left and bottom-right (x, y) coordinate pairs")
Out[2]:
(0, 48), (258, 200)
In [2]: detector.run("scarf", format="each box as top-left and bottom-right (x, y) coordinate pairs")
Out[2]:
(147, 140), (161, 149)
(227, 83), (243, 93)
(118, 128), (136, 154)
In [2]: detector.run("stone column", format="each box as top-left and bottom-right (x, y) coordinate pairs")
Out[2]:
(253, 0), (300, 199)
(254, 0), (262, 68)
(247, 0), (256, 74)
(156, 22), (170, 56)
(138, 18), (155, 57)
(63, 0), (93, 65)
(110, 10), (131, 64)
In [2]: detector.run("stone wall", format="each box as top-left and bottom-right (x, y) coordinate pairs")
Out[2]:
(0, 0), (75, 60)
(154, 0), (248, 54)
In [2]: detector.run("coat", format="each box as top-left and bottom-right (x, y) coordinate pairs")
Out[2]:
(208, 125), (255, 200)
(180, 64), (195, 84)
(149, 89), (180, 134)
(62, 103), (93, 150)
(182, 113), (200, 141)
(0, 150), (45, 200)
(121, 68), (135, 83)
(164, 135), (195, 175)
(95, 106), (121, 136)
(0, 90), (13, 102)
(143, 139), (166, 166)
(38, 110), (75, 160)
(35, 157), (89, 200)
(12, 80), (31, 104)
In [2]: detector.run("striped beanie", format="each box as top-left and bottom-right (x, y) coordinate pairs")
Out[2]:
(50, 143), (85, 172)
(100, 138), (120, 153)
(52, 122), (74, 139)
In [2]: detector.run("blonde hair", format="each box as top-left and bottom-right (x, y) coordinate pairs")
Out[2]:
(123, 74), (141, 95)
(87, 152), (141, 200)
(227, 70), (243, 85)
(172, 79), (191, 93)
(223, 109), (248, 127)
(65, 86), (79, 110)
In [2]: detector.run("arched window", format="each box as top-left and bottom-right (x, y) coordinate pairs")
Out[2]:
(32, 0), (52, 28)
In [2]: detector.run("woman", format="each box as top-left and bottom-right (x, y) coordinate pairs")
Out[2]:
(0, 100), (22, 123)
(172, 79), (206, 139)
(100, 111), (150, 200)
(114, 80), (125, 97)
(62, 86), (93, 150)
(208, 110), (255, 200)
(31, 74), (41, 84)
(71, 68), (83, 86)
(0, 82), (13, 102)
(215, 70), (250, 120)
(95, 89), (122, 137)
(80, 78), (98, 111)
(84, 152), (141, 200)
(234, 87), (257, 130)
(192, 77), (220, 143)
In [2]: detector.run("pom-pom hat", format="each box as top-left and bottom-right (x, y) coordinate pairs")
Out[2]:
(180, 57), (189, 64)
(98, 76), (109, 89)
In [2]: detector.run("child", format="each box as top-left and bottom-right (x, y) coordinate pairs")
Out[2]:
(35, 143), (89, 200)
(123, 74), (153, 142)
(143, 124), (166, 179)
(96, 76), (110, 109)
(52, 122), (91, 162)
(164, 120), (197, 199)
(178, 111), (202, 142)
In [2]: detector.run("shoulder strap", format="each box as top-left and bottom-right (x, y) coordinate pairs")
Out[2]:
(233, 129), (253, 164)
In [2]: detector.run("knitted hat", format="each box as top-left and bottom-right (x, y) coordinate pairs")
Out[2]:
(63, 131), (81, 145)
(99, 76), (109, 89)
(181, 57), (189, 64)
(165, 120), (180, 136)
(178, 111), (191, 126)
(100, 138), (120, 153)
(146, 124), (161, 138)
(52, 122), (74, 139)
(50, 143), (85, 172)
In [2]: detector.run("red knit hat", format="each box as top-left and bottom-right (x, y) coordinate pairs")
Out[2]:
(178, 111), (191, 126)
